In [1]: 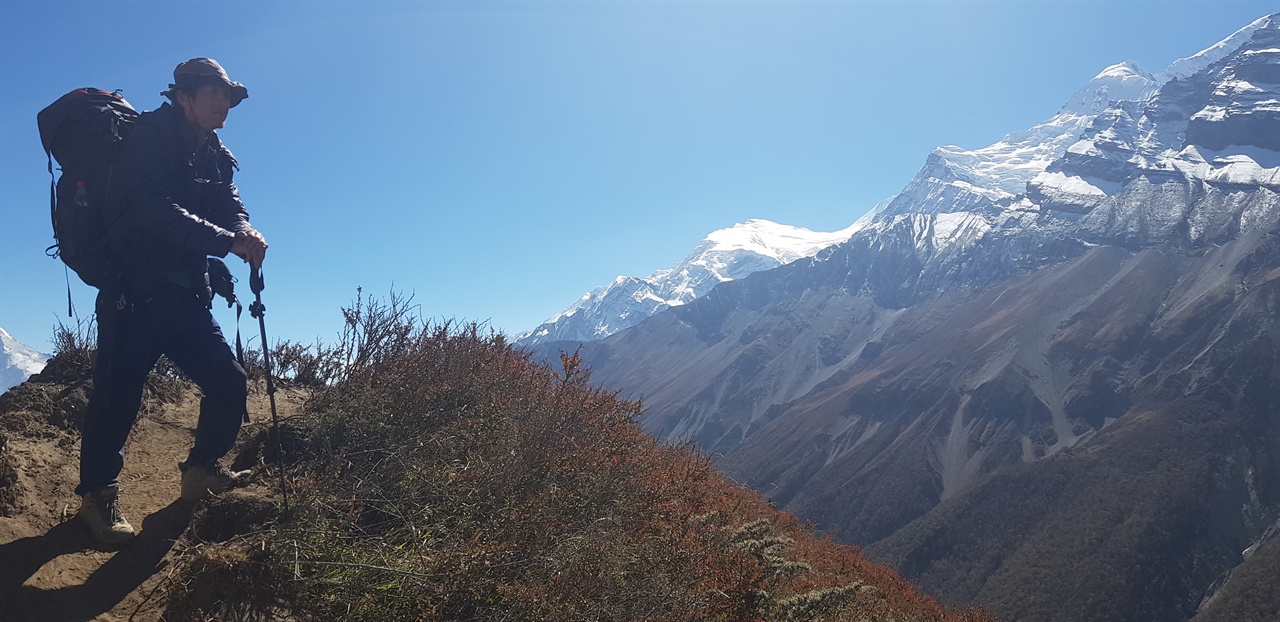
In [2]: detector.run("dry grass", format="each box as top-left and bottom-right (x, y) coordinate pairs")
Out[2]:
(161, 291), (995, 622)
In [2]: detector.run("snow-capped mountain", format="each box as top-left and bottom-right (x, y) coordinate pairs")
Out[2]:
(534, 13), (1280, 622)
(877, 61), (1162, 226)
(522, 35), (1200, 351)
(1, 327), (48, 394)
(555, 13), (1280, 449)
(841, 12), (1280, 283)
(1159, 14), (1271, 82)
(516, 218), (862, 346)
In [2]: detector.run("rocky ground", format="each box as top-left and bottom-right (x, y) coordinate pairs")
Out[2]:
(0, 357), (303, 622)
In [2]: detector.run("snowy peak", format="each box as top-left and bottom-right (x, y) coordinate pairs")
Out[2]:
(878, 107), (1096, 222)
(877, 15), (1277, 227)
(670, 219), (861, 285)
(655, 219), (860, 305)
(1030, 15), (1280, 215)
(879, 13), (1279, 246)
(876, 63), (1160, 223)
(1, 327), (49, 394)
(1159, 14), (1275, 82)
(1184, 16), (1280, 152)
(1060, 61), (1160, 115)
(517, 219), (858, 347)
(701, 219), (860, 263)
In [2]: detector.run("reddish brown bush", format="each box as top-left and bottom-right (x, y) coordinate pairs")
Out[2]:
(165, 293), (995, 622)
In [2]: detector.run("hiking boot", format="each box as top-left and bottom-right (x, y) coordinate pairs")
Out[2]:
(180, 462), (251, 501)
(78, 488), (136, 545)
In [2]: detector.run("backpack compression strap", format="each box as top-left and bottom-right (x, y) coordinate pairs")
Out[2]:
(44, 147), (73, 318)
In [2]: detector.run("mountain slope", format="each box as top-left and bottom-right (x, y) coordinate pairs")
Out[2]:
(0, 317), (994, 621)
(554, 13), (1280, 621)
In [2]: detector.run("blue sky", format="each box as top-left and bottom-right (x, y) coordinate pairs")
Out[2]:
(0, 1), (1274, 351)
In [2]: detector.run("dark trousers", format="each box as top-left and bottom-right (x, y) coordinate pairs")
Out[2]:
(76, 285), (247, 496)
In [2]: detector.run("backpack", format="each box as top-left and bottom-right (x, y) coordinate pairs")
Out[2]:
(37, 87), (139, 290)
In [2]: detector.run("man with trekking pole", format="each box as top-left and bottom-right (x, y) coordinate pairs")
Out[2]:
(73, 58), (268, 545)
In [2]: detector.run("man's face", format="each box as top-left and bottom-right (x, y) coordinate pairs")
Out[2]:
(179, 83), (232, 133)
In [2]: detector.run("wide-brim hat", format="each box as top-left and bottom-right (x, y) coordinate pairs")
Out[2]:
(160, 57), (248, 107)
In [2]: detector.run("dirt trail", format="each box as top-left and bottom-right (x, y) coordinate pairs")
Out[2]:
(0, 372), (302, 622)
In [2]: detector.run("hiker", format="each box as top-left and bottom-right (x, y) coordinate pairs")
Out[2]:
(75, 58), (268, 545)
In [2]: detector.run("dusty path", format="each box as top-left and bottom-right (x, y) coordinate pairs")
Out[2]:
(0, 373), (301, 622)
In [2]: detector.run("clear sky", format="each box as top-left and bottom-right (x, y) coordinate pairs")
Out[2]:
(1, 1), (1275, 352)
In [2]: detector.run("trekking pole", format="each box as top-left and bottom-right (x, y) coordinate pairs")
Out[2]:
(249, 267), (289, 514)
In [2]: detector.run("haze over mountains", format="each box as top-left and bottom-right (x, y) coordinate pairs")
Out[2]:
(527, 14), (1280, 622)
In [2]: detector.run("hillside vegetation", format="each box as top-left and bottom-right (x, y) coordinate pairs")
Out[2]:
(137, 293), (993, 621)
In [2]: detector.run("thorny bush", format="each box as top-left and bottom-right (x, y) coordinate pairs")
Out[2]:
(164, 291), (995, 622)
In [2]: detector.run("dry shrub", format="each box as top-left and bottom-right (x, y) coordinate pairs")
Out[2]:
(50, 313), (96, 376)
(164, 291), (995, 622)
(162, 545), (285, 622)
(263, 340), (331, 386)
(189, 489), (277, 544)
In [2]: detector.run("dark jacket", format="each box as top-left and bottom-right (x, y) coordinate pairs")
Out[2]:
(106, 102), (250, 298)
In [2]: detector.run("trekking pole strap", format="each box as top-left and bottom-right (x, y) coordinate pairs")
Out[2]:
(46, 149), (55, 235)
(233, 299), (248, 423)
(250, 266), (264, 295)
(234, 300), (245, 368)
